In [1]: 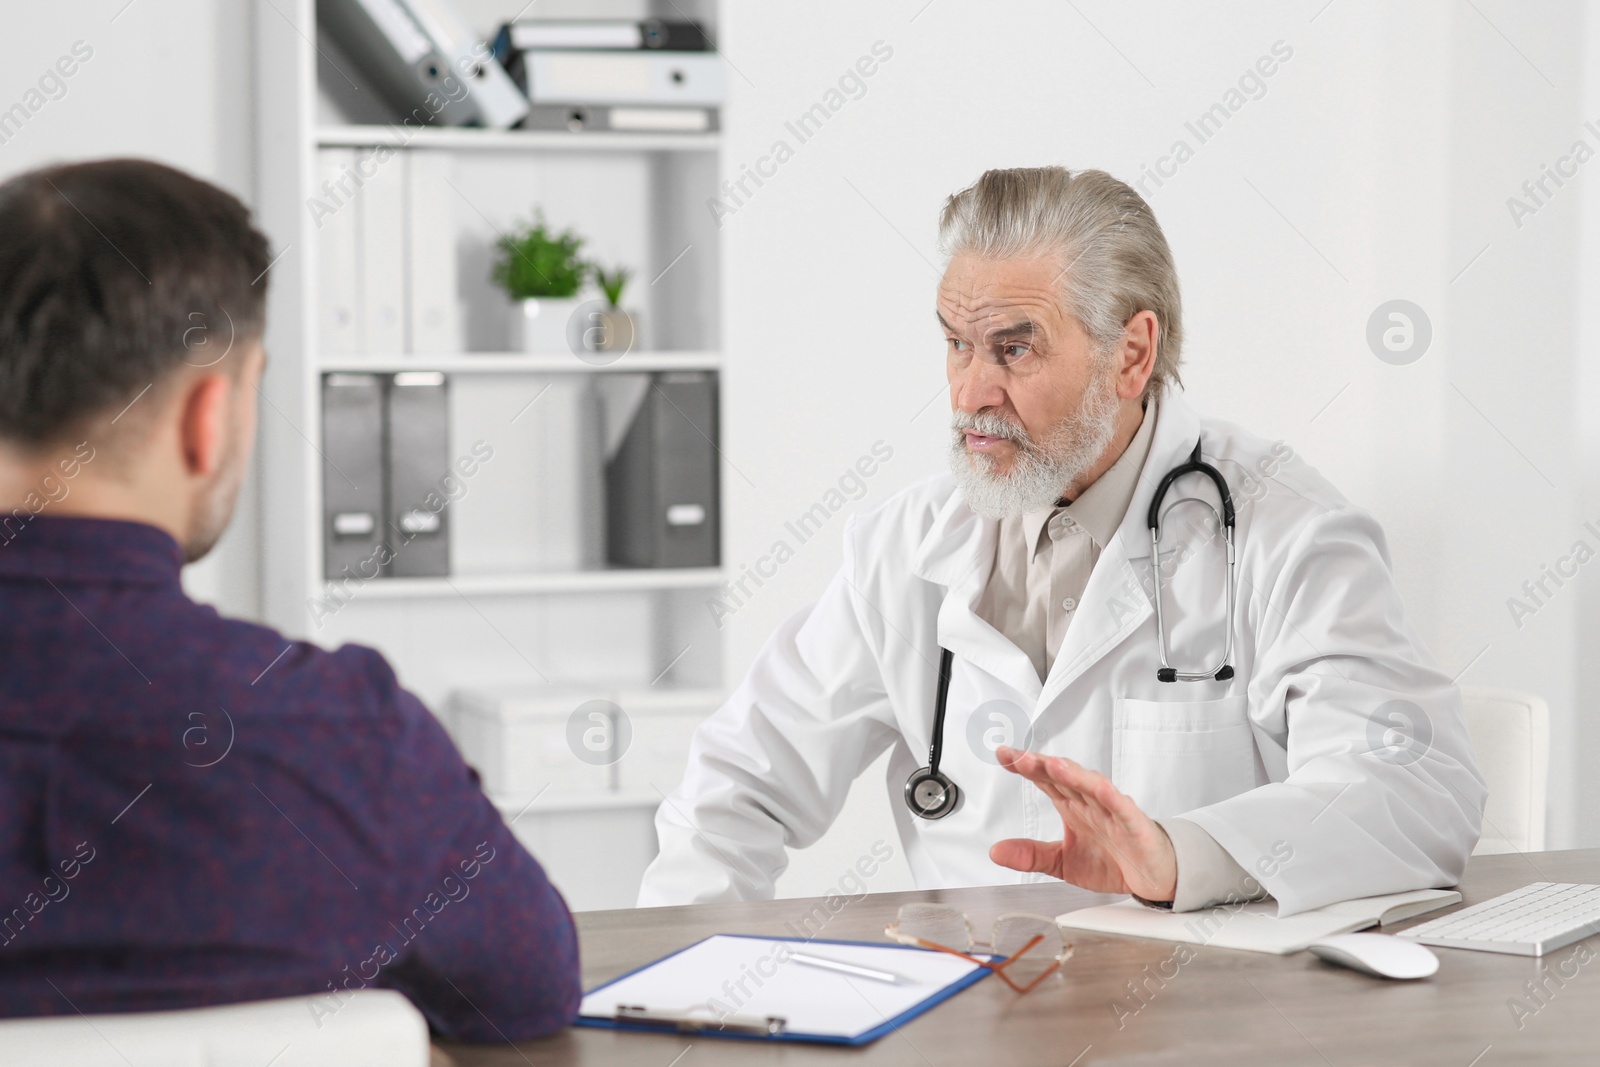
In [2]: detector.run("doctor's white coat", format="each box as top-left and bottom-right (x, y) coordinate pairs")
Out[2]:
(639, 390), (1486, 915)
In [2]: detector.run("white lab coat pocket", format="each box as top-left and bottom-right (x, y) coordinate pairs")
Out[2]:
(1112, 696), (1256, 819)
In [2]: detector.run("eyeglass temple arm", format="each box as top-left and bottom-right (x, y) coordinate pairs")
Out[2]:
(890, 932), (1056, 993)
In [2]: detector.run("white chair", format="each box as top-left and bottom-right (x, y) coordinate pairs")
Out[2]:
(1460, 686), (1550, 855)
(0, 989), (429, 1067)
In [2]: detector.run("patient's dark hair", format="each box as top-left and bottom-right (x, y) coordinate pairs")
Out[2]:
(0, 158), (271, 446)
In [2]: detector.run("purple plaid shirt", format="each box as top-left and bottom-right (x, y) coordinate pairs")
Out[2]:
(0, 516), (580, 1041)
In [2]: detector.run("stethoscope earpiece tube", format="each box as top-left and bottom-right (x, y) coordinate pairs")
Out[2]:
(905, 648), (961, 819)
(928, 647), (953, 773)
(1146, 440), (1236, 530)
(1149, 437), (1238, 684)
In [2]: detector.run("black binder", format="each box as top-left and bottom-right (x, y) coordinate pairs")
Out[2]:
(321, 374), (387, 581)
(606, 372), (719, 568)
(385, 371), (451, 577)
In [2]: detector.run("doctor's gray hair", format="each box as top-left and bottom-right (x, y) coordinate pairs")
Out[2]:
(936, 167), (1183, 397)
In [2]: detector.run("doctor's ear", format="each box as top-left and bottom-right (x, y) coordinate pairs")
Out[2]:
(1110, 310), (1159, 400)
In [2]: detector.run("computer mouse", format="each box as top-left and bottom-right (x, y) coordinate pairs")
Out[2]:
(1307, 933), (1439, 980)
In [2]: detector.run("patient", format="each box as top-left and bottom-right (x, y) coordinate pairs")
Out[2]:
(0, 159), (579, 1040)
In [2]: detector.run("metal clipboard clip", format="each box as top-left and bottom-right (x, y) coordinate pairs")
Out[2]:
(613, 1004), (788, 1037)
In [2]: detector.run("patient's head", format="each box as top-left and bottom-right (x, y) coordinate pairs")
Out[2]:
(0, 159), (271, 560)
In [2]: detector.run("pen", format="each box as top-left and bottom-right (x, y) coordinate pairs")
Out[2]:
(788, 951), (914, 985)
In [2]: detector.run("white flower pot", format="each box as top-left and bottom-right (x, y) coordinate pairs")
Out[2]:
(510, 296), (583, 353)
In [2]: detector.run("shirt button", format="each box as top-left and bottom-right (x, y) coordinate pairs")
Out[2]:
(1061, 596), (1077, 611)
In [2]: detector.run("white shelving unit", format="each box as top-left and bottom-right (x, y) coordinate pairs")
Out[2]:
(254, 0), (724, 910)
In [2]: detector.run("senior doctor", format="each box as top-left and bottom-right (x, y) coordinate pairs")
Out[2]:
(640, 166), (1485, 915)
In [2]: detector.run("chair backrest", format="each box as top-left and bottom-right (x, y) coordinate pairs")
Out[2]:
(1459, 686), (1549, 855)
(0, 989), (428, 1067)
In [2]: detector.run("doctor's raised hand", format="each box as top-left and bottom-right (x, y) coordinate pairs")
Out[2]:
(990, 746), (1178, 902)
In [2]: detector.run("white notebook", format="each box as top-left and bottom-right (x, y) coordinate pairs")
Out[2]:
(1057, 889), (1461, 955)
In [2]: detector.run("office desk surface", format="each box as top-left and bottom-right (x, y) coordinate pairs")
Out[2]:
(441, 849), (1600, 1066)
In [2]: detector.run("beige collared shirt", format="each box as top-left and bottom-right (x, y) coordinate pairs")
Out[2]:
(977, 402), (1156, 683)
(975, 400), (1263, 911)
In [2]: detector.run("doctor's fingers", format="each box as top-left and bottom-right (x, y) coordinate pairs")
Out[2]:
(1054, 791), (1131, 856)
(1018, 769), (1096, 822)
(996, 746), (1092, 794)
(996, 745), (1108, 792)
(1024, 750), (1150, 833)
(989, 837), (1066, 877)
(1041, 778), (1162, 872)
(999, 747), (1121, 813)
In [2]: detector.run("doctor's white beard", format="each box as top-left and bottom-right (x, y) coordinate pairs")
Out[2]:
(948, 365), (1121, 520)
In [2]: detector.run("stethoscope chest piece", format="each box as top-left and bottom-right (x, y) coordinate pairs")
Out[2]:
(904, 766), (961, 819)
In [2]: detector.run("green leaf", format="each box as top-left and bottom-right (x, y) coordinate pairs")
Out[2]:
(490, 209), (590, 299)
(594, 264), (632, 307)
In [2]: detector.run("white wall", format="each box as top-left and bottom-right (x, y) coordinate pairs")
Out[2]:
(6, 0), (1598, 895)
(0, 0), (259, 617)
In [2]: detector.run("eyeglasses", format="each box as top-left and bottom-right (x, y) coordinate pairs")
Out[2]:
(884, 903), (1074, 993)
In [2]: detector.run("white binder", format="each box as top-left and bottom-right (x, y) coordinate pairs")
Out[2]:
(521, 51), (726, 106)
(357, 147), (406, 354)
(316, 149), (362, 355)
(320, 0), (528, 129)
(404, 150), (459, 353)
(402, 0), (528, 127)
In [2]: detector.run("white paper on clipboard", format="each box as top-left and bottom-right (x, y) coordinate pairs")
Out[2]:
(579, 934), (987, 1040)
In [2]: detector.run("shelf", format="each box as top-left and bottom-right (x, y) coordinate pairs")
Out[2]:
(316, 124), (720, 153)
(319, 351), (721, 375)
(337, 567), (725, 599)
(492, 791), (663, 815)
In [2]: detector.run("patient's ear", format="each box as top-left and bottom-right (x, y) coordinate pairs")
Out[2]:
(177, 373), (233, 477)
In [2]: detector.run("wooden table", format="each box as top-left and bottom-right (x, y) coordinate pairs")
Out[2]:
(441, 849), (1600, 1066)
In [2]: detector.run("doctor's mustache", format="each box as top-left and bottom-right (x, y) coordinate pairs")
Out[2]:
(951, 409), (1033, 448)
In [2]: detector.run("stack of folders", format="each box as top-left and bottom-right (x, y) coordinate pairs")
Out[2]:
(492, 19), (724, 134)
(321, 372), (451, 581)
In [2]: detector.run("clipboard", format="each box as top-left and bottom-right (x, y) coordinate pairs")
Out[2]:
(576, 933), (994, 1045)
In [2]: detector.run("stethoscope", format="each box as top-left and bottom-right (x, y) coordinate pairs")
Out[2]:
(904, 437), (1238, 820)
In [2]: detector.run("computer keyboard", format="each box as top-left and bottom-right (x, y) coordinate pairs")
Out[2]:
(1396, 882), (1600, 957)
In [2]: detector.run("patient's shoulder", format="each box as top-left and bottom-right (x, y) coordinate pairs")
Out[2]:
(198, 610), (425, 736)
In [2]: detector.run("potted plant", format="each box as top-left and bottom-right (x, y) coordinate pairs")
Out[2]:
(588, 264), (638, 353)
(491, 211), (589, 352)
